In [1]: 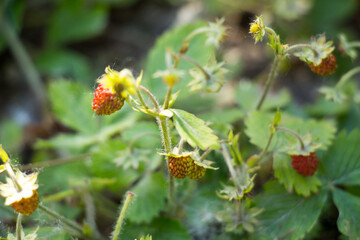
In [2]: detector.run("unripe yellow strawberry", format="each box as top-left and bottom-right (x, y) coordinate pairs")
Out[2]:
(168, 156), (191, 179)
(187, 160), (206, 180)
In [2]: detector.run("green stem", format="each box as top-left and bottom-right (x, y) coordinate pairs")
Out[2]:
(38, 204), (84, 238)
(276, 127), (305, 150)
(0, 15), (46, 109)
(199, 148), (211, 162)
(221, 143), (240, 191)
(16, 214), (23, 240)
(348, 42), (360, 48)
(5, 162), (22, 192)
(139, 86), (161, 111)
(158, 115), (174, 209)
(256, 55), (281, 110)
(284, 43), (318, 56)
(184, 27), (209, 42)
(335, 66), (360, 89)
(19, 154), (91, 171)
(264, 27), (278, 39)
(135, 89), (150, 110)
(43, 189), (77, 202)
(180, 54), (211, 80)
(257, 132), (274, 163)
(163, 87), (173, 110)
(112, 192), (135, 240)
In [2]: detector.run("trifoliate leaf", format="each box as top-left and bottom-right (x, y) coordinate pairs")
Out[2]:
(236, 81), (291, 112)
(322, 129), (360, 186)
(127, 173), (167, 223)
(256, 181), (327, 240)
(245, 111), (336, 152)
(273, 152), (321, 196)
(332, 188), (360, 238)
(172, 109), (220, 150)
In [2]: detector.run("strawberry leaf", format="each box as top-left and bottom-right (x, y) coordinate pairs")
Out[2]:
(245, 111), (336, 152)
(172, 109), (220, 150)
(273, 152), (322, 196)
(127, 173), (167, 223)
(321, 129), (360, 186)
(256, 180), (327, 240)
(332, 188), (360, 238)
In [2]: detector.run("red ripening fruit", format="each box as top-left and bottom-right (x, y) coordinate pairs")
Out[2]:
(291, 152), (319, 177)
(11, 190), (39, 216)
(92, 83), (124, 115)
(168, 156), (190, 179)
(308, 53), (337, 76)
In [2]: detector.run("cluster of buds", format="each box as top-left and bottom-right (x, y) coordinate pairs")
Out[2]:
(0, 145), (39, 216)
(165, 152), (217, 180)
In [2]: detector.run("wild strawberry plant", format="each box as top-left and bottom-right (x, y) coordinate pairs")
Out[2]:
(1, 13), (360, 240)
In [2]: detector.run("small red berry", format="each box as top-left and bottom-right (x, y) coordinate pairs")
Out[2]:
(291, 152), (318, 177)
(11, 190), (39, 216)
(92, 83), (124, 115)
(308, 53), (337, 76)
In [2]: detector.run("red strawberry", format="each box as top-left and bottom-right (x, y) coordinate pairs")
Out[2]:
(291, 152), (318, 176)
(168, 156), (190, 179)
(92, 83), (124, 115)
(11, 190), (39, 216)
(308, 53), (337, 76)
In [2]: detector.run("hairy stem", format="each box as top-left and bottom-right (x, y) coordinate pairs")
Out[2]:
(180, 54), (211, 80)
(335, 66), (360, 89)
(163, 86), (173, 110)
(257, 132), (274, 163)
(284, 43), (318, 57)
(256, 55), (281, 110)
(16, 214), (23, 240)
(158, 115), (174, 210)
(38, 204), (84, 238)
(276, 127), (305, 150)
(112, 192), (135, 240)
(19, 154), (91, 171)
(5, 162), (22, 192)
(221, 143), (240, 191)
(139, 86), (161, 111)
(348, 42), (360, 48)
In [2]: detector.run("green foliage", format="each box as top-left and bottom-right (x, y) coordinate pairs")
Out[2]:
(49, 80), (96, 134)
(143, 22), (214, 100)
(236, 81), (291, 112)
(47, 0), (108, 46)
(322, 129), (360, 186)
(172, 109), (220, 150)
(273, 152), (322, 196)
(332, 188), (360, 239)
(127, 173), (167, 223)
(0, 119), (22, 152)
(245, 111), (336, 152)
(122, 217), (192, 240)
(35, 49), (92, 85)
(256, 181), (328, 240)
